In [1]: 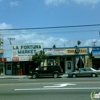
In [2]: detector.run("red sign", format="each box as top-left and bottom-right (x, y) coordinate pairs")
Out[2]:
(12, 57), (19, 61)
(0, 58), (7, 62)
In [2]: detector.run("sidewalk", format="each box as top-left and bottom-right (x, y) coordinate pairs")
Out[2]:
(0, 75), (30, 79)
(0, 73), (68, 79)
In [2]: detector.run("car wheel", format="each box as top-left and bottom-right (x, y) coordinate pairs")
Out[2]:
(53, 73), (58, 78)
(72, 74), (76, 78)
(32, 74), (37, 79)
(92, 73), (96, 77)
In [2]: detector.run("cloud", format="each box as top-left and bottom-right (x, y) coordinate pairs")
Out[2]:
(73, 0), (100, 5)
(5, 31), (97, 48)
(1, 23), (98, 48)
(45, 0), (67, 5)
(1, 23), (100, 59)
(0, 23), (13, 29)
(44, 0), (100, 5)
(12, 32), (68, 48)
(10, 1), (19, 7)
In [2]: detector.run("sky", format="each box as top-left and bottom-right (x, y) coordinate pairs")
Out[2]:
(0, 0), (100, 59)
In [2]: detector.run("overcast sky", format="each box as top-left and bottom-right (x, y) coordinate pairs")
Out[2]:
(0, 0), (100, 59)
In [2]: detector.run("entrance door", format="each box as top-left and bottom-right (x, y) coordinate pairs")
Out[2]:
(6, 64), (12, 75)
(60, 61), (65, 73)
(66, 61), (72, 73)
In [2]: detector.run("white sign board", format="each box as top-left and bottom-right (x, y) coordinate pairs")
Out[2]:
(44, 49), (67, 56)
(12, 43), (44, 61)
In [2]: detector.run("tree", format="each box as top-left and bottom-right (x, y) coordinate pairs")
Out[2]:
(74, 45), (77, 47)
(77, 40), (81, 46)
(31, 50), (48, 68)
(52, 44), (56, 49)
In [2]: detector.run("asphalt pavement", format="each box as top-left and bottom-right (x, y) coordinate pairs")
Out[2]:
(0, 77), (100, 100)
(0, 73), (68, 79)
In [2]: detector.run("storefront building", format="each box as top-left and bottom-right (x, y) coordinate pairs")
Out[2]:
(44, 47), (91, 73)
(3, 45), (94, 75)
(92, 47), (100, 70)
(4, 43), (44, 75)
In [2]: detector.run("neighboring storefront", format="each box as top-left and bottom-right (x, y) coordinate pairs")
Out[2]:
(5, 43), (44, 75)
(44, 48), (66, 72)
(66, 47), (88, 73)
(92, 47), (100, 70)
(44, 47), (90, 73)
(0, 38), (4, 75)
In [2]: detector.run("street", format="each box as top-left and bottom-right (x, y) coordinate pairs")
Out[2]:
(0, 77), (100, 100)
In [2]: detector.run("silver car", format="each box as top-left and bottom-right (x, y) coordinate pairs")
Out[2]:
(68, 68), (100, 78)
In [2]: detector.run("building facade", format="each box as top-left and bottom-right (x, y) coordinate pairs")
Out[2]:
(4, 43), (44, 75)
(2, 45), (100, 75)
(92, 47), (100, 70)
(44, 47), (92, 73)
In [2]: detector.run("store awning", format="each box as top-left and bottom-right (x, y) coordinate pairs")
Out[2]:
(92, 51), (100, 58)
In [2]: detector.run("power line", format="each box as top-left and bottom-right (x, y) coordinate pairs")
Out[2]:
(0, 24), (100, 31)
(0, 29), (100, 35)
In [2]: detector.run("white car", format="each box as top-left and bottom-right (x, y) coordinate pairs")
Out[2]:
(68, 68), (100, 78)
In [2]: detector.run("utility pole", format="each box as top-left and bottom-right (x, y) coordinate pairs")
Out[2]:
(8, 38), (15, 61)
(8, 38), (15, 44)
(8, 38), (15, 73)
(92, 41), (97, 47)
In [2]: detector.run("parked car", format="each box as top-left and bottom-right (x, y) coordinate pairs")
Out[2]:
(68, 68), (100, 78)
(30, 65), (63, 79)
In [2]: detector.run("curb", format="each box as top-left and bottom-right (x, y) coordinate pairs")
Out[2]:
(0, 75), (30, 79)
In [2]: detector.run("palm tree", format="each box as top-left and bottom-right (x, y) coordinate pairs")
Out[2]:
(77, 40), (81, 46)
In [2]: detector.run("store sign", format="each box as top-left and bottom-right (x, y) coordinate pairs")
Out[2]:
(12, 43), (44, 61)
(44, 49), (67, 56)
(66, 48), (87, 54)
(92, 47), (100, 51)
(0, 58), (6, 62)
(12, 57), (19, 61)
(0, 50), (4, 54)
(92, 47), (100, 58)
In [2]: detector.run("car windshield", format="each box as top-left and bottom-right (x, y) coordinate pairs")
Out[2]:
(90, 68), (96, 71)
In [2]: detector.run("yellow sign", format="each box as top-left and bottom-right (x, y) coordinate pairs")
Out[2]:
(0, 49), (4, 54)
(66, 48), (87, 54)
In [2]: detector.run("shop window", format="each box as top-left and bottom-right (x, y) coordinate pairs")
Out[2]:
(47, 59), (55, 65)
(66, 57), (72, 61)
(7, 65), (11, 70)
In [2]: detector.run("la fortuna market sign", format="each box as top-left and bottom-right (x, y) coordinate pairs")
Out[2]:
(12, 44), (43, 61)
